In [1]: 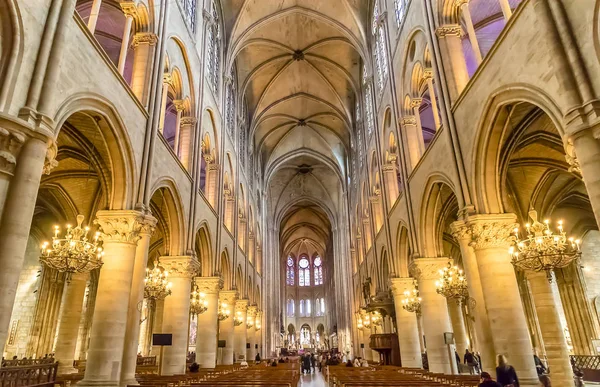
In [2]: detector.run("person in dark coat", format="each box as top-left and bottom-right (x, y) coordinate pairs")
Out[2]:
(455, 350), (461, 371)
(479, 372), (502, 387)
(533, 351), (546, 375)
(496, 355), (519, 387)
(302, 353), (311, 374)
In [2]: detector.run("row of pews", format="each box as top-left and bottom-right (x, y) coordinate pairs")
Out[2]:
(327, 365), (481, 387)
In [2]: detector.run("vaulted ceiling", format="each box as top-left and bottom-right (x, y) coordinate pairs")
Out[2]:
(224, 1), (370, 259)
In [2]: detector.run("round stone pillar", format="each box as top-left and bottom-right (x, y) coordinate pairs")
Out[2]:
(120, 215), (156, 387)
(218, 290), (238, 365)
(447, 299), (468, 358)
(233, 299), (249, 362)
(78, 210), (144, 387)
(451, 221), (496, 373)
(195, 277), (222, 368)
(411, 258), (454, 374)
(55, 272), (88, 374)
(390, 277), (423, 368)
(160, 256), (199, 375)
(0, 136), (51, 350)
(246, 305), (257, 361)
(468, 214), (539, 386)
(527, 271), (574, 386)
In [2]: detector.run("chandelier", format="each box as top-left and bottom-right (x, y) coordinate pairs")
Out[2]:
(435, 261), (469, 301)
(246, 315), (254, 329)
(40, 215), (104, 277)
(218, 301), (231, 321)
(255, 317), (261, 331)
(356, 314), (364, 330)
(370, 311), (382, 326)
(510, 210), (581, 281)
(234, 311), (244, 326)
(190, 283), (208, 316)
(401, 287), (422, 316)
(144, 259), (172, 300)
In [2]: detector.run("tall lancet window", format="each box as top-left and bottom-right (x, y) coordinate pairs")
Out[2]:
(299, 257), (310, 287)
(225, 79), (235, 139)
(314, 256), (323, 285)
(394, 0), (407, 28)
(365, 83), (375, 137)
(372, 2), (388, 93)
(206, 0), (221, 94)
(181, 0), (197, 32)
(286, 256), (295, 286)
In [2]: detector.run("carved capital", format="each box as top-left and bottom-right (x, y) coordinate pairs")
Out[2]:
(160, 256), (200, 278)
(195, 276), (223, 294)
(389, 277), (417, 298)
(423, 69), (434, 80)
(401, 116), (417, 126)
(219, 290), (238, 305)
(180, 117), (197, 126)
(454, 0), (469, 8)
(410, 98), (423, 109)
(247, 304), (257, 317)
(173, 99), (186, 112)
(207, 162), (220, 171)
(163, 73), (173, 86)
(450, 220), (470, 242)
(235, 298), (249, 313)
(94, 210), (145, 244)
(436, 24), (463, 38)
(131, 32), (158, 47)
(0, 127), (25, 176)
(410, 257), (449, 281)
(467, 214), (518, 250)
(139, 214), (158, 237)
(120, 2), (137, 17)
(382, 162), (397, 172)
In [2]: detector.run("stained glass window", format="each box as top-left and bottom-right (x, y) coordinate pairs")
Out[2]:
(181, 0), (197, 32)
(206, 1), (221, 94)
(299, 257), (310, 286)
(395, 0), (407, 28)
(287, 298), (295, 317)
(225, 81), (235, 139)
(299, 299), (305, 317)
(286, 256), (295, 286)
(372, 3), (388, 93)
(306, 299), (311, 316)
(314, 256), (323, 285)
(365, 84), (374, 137)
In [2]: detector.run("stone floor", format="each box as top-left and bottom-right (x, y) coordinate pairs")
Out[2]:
(298, 370), (327, 386)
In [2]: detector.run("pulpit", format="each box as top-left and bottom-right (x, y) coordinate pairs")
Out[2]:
(369, 333), (400, 366)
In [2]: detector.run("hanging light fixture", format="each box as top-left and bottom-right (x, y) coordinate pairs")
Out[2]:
(40, 215), (104, 277)
(218, 301), (231, 321)
(255, 316), (261, 331)
(370, 311), (383, 326)
(401, 287), (422, 316)
(190, 283), (208, 316)
(234, 311), (244, 326)
(246, 315), (254, 329)
(435, 261), (469, 301)
(144, 258), (172, 300)
(362, 313), (371, 329)
(356, 314), (364, 330)
(510, 209), (581, 281)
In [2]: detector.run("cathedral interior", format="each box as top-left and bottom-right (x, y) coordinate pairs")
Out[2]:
(1, 0), (600, 386)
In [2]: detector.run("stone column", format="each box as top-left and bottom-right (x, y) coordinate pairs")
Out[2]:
(206, 163), (219, 208)
(233, 299), (248, 362)
(401, 116), (422, 171)
(218, 290), (238, 365)
(0, 136), (51, 352)
(172, 100), (185, 155)
(527, 271), (574, 385)
(78, 210), (144, 387)
(451, 220), (495, 373)
(456, 0), (482, 64)
(423, 70), (441, 130)
(195, 277), (222, 368)
(383, 163), (400, 208)
(390, 277), (423, 368)
(160, 256), (199, 375)
(411, 258), (454, 374)
(254, 311), (262, 356)
(130, 33), (158, 106)
(468, 214), (539, 386)
(158, 74), (172, 135)
(87, 0), (103, 34)
(498, 0), (512, 20)
(120, 215), (156, 386)
(435, 25), (469, 96)
(55, 272), (88, 374)
(117, 3), (136, 75)
(571, 129), (600, 231)
(246, 305), (257, 361)
(417, 314), (425, 353)
(178, 117), (196, 169)
(370, 322), (379, 362)
(447, 299), (468, 357)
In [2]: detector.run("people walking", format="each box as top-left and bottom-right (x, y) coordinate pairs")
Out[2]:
(496, 355), (519, 387)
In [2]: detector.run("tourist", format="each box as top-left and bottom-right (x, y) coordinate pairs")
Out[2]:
(345, 359), (353, 367)
(533, 350), (546, 375)
(255, 352), (261, 364)
(496, 355), (519, 387)
(361, 358), (369, 367)
(538, 374), (551, 387)
(270, 359), (277, 367)
(478, 372), (501, 387)
(353, 357), (361, 367)
(455, 350), (461, 371)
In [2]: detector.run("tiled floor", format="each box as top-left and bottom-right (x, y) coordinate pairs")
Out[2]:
(298, 370), (327, 386)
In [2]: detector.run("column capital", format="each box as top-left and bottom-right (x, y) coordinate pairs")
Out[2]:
(382, 162), (397, 172)
(422, 68), (434, 80)
(389, 277), (417, 297)
(410, 98), (423, 108)
(94, 210), (145, 244)
(131, 32), (158, 47)
(219, 290), (238, 305)
(450, 220), (470, 242)
(180, 116), (197, 126)
(0, 126), (25, 176)
(195, 276), (223, 294)
(466, 213), (517, 250)
(247, 305), (257, 317)
(564, 100), (600, 139)
(42, 141), (58, 175)
(120, 2), (138, 17)
(401, 116), (417, 126)
(163, 73), (173, 85)
(454, 0), (469, 7)
(235, 299), (249, 312)
(160, 256), (200, 278)
(435, 24), (463, 38)
(410, 257), (449, 280)
(172, 99), (186, 112)
(139, 214), (158, 237)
